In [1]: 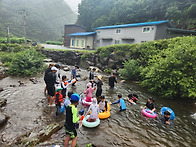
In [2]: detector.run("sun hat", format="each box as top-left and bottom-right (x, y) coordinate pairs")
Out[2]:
(97, 75), (102, 80)
(71, 93), (80, 101)
(51, 66), (58, 71)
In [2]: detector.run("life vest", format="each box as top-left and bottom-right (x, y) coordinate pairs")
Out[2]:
(55, 92), (63, 105)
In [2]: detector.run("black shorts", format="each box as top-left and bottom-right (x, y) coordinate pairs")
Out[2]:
(65, 128), (77, 138)
(96, 89), (102, 97)
(46, 86), (55, 96)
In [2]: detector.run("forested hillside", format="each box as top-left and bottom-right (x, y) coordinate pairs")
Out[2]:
(77, 0), (196, 31)
(0, 0), (77, 42)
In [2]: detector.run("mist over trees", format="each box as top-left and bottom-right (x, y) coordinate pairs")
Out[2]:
(0, 0), (77, 42)
(77, 0), (196, 31)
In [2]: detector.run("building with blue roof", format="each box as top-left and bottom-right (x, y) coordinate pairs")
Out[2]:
(67, 20), (196, 49)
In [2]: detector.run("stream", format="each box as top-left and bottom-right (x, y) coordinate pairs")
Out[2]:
(0, 65), (195, 147)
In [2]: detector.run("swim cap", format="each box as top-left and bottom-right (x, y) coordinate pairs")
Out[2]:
(71, 93), (80, 101)
(87, 82), (92, 87)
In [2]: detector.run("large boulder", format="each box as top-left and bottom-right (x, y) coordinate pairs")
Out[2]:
(13, 123), (62, 146)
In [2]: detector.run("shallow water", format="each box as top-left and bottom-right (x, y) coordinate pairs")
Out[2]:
(0, 65), (195, 147)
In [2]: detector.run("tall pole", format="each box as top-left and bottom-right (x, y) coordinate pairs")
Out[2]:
(23, 9), (27, 45)
(7, 26), (10, 44)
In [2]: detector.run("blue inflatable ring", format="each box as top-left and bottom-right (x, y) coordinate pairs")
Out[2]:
(82, 115), (100, 128)
(160, 107), (175, 120)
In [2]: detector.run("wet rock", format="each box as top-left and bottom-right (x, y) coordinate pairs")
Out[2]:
(18, 81), (26, 86)
(0, 112), (9, 126)
(0, 87), (3, 92)
(0, 98), (7, 107)
(9, 85), (17, 87)
(63, 67), (70, 71)
(108, 59), (117, 69)
(30, 78), (38, 84)
(88, 66), (102, 73)
(13, 123), (62, 146)
(120, 80), (126, 83)
(43, 58), (53, 62)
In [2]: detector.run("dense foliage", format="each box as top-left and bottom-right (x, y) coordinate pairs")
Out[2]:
(96, 36), (196, 99)
(0, 44), (45, 76)
(45, 41), (63, 45)
(0, 35), (25, 44)
(77, 0), (196, 31)
(0, 0), (77, 42)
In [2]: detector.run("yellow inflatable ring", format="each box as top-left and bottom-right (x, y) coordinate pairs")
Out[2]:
(98, 103), (110, 119)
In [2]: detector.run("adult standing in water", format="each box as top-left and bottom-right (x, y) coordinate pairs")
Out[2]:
(96, 75), (103, 100)
(43, 63), (54, 94)
(89, 68), (96, 86)
(71, 65), (79, 86)
(47, 66), (57, 106)
(109, 73), (117, 89)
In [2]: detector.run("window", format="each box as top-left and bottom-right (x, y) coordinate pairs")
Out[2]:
(142, 27), (150, 33)
(97, 30), (101, 34)
(115, 40), (120, 44)
(71, 39), (74, 46)
(116, 29), (121, 33)
(141, 41), (147, 43)
(81, 40), (84, 48)
(76, 40), (79, 47)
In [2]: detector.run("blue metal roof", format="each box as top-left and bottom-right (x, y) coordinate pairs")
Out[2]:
(93, 20), (173, 30)
(67, 32), (96, 36)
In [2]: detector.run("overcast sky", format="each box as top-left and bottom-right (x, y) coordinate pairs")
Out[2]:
(64, 0), (81, 12)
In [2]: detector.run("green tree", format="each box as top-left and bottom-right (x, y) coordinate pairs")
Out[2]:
(140, 36), (196, 99)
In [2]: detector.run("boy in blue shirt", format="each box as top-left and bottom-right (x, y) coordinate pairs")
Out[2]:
(110, 94), (126, 111)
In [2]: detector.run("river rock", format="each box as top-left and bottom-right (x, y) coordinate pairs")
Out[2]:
(0, 87), (3, 92)
(0, 98), (7, 107)
(13, 123), (62, 146)
(89, 66), (102, 73)
(30, 78), (39, 84)
(43, 58), (53, 62)
(63, 67), (70, 71)
(0, 112), (9, 126)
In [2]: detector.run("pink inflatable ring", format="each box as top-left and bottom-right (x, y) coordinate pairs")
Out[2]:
(142, 108), (157, 118)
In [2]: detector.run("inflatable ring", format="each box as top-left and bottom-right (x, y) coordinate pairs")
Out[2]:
(142, 109), (157, 118)
(82, 115), (100, 128)
(82, 98), (92, 106)
(160, 107), (175, 120)
(129, 99), (136, 105)
(98, 103), (111, 119)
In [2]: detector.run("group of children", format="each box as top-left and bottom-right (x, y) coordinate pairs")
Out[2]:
(44, 65), (173, 147)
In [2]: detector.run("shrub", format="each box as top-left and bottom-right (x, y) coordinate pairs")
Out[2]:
(7, 49), (45, 76)
(45, 41), (63, 45)
(140, 36), (196, 99)
(118, 59), (141, 80)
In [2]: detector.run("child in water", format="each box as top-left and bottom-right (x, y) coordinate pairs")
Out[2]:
(53, 86), (64, 116)
(61, 75), (70, 98)
(160, 111), (171, 125)
(98, 96), (108, 112)
(110, 94), (126, 111)
(127, 93), (139, 104)
(86, 98), (99, 122)
(64, 93), (81, 147)
(143, 98), (156, 113)
(84, 82), (95, 102)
